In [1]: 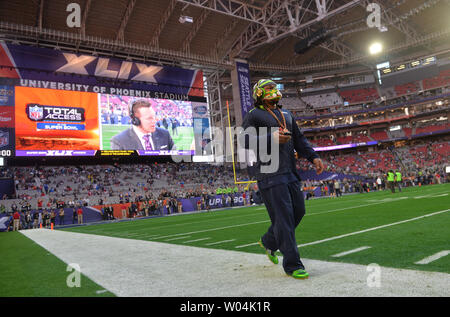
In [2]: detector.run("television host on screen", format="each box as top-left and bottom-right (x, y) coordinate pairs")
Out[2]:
(110, 100), (175, 151)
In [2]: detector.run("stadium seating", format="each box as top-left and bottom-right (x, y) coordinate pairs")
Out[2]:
(339, 87), (379, 104)
(311, 137), (335, 147)
(394, 81), (420, 97)
(353, 133), (372, 143)
(403, 127), (413, 137)
(301, 92), (343, 108)
(422, 69), (450, 90)
(370, 131), (389, 141)
(415, 123), (449, 135)
(336, 135), (353, 144)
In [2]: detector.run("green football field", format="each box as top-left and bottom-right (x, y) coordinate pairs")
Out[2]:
(101, 124), (194, 150)
(1, 183), (449, 296)
(61, 183), (450, 273)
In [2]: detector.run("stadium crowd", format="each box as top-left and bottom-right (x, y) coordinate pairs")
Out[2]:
(1, 137), (447, 213)
(100, 95), (193, 128)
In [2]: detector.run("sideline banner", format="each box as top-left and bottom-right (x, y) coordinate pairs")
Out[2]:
(235, 60), (253, 119)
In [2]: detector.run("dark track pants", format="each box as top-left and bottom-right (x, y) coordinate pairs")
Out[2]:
(259, 181), (306, 274)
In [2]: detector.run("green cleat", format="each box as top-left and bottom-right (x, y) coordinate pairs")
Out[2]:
(258, 239), (279, 265)
(287, 269), (309, 279)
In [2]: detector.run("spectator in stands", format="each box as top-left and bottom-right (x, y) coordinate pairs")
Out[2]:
(435, 172), (441, 184)
(12, 210), (20, 231)
(24, 211), (32, 229)
(50, 210), (56, 227)
(59, 208), (65, 226)
(77, 206), (83, 224)
(38, 210), (43, 228)
(334, 179), (342, 197)
(72, 208), (77, 224)
(110, 100), (175, 151)
(376, 176), (382, 191)
(33, 211), (39, 229)
(328, 180), (335, 198)
(121, 204), (127, 219)
(43, 210), (50, 228)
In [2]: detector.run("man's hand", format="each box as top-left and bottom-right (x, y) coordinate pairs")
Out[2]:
(272, 129), (291, 144)
(313, 158), (324, 175)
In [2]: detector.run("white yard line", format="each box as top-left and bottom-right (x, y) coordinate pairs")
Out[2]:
(331, 246), (372, 258)
(415, 251), (450, 265)
(164, 236), (192, 241)
(235, 242), (259, 249)
(183, 238), (211, 243)
(205, 239), (236, 246)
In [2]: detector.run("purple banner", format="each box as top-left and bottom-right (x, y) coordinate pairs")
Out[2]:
(180, 193), (249, 212)
(235, 61), (253, 119)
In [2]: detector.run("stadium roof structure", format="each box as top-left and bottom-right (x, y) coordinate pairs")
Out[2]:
(0, 0), (449, 80)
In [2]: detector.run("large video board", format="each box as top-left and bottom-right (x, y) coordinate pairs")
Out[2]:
(11, 86), (207, 157)
(0, 41), (209, 158)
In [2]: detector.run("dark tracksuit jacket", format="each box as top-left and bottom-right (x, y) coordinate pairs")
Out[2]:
(241, 105), (319, 273)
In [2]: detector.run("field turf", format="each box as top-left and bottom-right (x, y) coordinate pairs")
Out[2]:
(1, 183), (448, 296)
(62, 183), (450, 274)
(0, 232), (114, 297)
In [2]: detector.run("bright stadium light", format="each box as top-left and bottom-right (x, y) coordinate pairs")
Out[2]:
(369, 42), (383, 55)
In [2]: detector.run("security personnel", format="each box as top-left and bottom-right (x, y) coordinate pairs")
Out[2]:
(240, 79), (324, 279)
(395, 170), (402, 192)
(387, 170), (395, 193)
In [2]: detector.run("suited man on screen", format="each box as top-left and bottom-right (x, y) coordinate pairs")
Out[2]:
(110, 100), (175, 151)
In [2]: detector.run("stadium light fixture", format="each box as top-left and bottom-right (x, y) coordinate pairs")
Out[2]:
(179, 15), (194, 23)
(369, 42), (383, 55)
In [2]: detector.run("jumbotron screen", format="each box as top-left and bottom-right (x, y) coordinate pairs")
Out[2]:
(12, 86), (207, 157)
